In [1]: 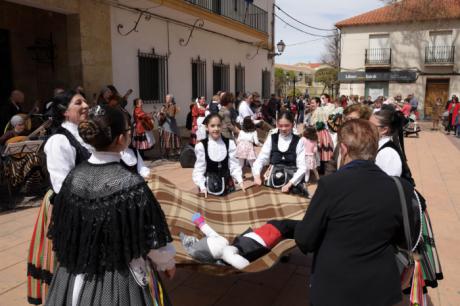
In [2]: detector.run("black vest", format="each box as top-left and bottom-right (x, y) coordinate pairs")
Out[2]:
(378, 140), (415, 187)
(53, 127), (91, 165)
(269, 133), (300, 167)
(202, 137), (230, 177)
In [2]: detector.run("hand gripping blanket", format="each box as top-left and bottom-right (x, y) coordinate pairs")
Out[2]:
(147, 175), (309, 275)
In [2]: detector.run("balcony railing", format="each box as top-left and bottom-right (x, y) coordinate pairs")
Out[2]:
(185, 0), (268, 33)
(365, 48), (392, 66)
(425, 46), (455, 65)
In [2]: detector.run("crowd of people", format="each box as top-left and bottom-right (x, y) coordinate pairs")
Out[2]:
(0, 85), (446, 306)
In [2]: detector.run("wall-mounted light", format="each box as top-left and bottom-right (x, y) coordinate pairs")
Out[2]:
(268, 40), (286, 59)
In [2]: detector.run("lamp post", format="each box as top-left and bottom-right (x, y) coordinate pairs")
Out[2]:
(286, 72), (303, 97)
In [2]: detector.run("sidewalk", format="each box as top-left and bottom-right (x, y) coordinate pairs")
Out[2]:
(0, 125), (459, 306)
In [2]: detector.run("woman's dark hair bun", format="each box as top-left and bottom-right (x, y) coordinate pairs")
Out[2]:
(78, 106), (127, 150)
(78, 120), (101, 146)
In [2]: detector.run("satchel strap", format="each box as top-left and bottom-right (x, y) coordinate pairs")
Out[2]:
(391, 176), (413, 253)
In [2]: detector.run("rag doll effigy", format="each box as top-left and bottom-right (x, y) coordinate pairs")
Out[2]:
(180, 213), (298, 270)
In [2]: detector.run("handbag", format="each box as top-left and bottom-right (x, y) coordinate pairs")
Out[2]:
(391, 176), (416, 289)
(205, 173), (225, 196)
(268, 165), (297, 189)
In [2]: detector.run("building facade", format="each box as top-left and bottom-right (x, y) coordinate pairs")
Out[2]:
(336, 0), (460, 118)
(1, 0), (274, 128)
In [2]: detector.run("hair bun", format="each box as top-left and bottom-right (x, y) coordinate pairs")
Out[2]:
(78, 120), (100, 145)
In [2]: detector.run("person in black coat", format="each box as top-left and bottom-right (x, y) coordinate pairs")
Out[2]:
(295, 119), (413, 306)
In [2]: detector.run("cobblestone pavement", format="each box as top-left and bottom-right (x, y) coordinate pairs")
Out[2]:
(0, 123), (459, 306)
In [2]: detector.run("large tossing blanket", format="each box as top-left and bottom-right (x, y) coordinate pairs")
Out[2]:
(147, 175), (309, 275)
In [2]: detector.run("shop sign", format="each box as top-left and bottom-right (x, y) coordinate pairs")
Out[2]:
(338, 71), (417, 82)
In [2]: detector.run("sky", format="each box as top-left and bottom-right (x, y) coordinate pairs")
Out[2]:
(274, 0), (384, 65)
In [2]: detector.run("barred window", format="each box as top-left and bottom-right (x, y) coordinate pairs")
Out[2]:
(235, 64), (245, 95)
(138, 49), (168, 104)
(213, 60), (230, 94)
(262, 68), (271, 99)
(192, 56), (206, 99)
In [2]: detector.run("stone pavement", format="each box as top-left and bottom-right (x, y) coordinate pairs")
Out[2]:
(0, 124), (459, 306)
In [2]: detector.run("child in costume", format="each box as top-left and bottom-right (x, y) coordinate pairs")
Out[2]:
(235, 116), (260, 170)
(192, 114), (244, 197)
(252, 111), (308, 197)
(301, 126), (320, 184)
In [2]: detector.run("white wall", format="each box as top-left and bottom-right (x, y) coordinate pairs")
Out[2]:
(110, 6), (273, 126)
(340, 20), (460, 71)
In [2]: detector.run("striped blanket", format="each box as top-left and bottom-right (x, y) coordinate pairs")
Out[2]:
(147, 175), (309, 275)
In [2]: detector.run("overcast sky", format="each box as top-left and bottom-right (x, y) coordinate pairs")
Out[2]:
(274, 0), (384, 65)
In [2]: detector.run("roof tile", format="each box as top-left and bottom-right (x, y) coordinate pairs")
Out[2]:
(336, 0), (460, 28)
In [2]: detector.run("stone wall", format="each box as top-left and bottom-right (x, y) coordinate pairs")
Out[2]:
(1, 0), (113, 107)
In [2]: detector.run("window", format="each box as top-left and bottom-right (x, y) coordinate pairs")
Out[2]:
(235, 63), (245, 95)
(429, 31), (452, 46)
(367, 34), (391, 65)
(138, 49), (168, 104)
(213, 60), (230, 94)
(427, 31), (454, 63)
(192, 56), (206, 99)
(262, 69), (271, 99)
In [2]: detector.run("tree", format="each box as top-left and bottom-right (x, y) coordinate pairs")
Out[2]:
(320, 32), (340, 68)
(274, 67), (286, 96)
(315, 68), (338, 96)
(274, 68), (296, 97)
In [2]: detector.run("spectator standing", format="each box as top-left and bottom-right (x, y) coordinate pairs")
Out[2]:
(159, 94), (181, 158)
(409, 93), (419, 113)
(431, 97), (443, 131)
(295, 119), (412, 306)
(219, 92), (239, 140)
(446, 96), (459, 135)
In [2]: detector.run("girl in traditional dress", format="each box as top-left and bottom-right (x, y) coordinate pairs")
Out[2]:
(252, 111), (308, 197)
(301, 126), (319, 185)
(310, 97), (334, 174)
(27, 91), (92, 305)
(192, 113), (244, 198)
(158, 94), (181, 158)
(45, 106), (175, 306)
(190, 96), (207, 145)
(133, 98), (155, 158)
(370, 105), (443, 293)
(235, 116), (260, 170)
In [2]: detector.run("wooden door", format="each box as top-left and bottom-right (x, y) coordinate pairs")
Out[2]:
(425, 79), (449, 118)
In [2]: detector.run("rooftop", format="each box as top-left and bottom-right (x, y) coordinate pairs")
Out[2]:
(336, 0), (460, 28)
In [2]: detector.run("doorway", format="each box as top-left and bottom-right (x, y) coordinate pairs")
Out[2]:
(424, 79), (449, 118)
(365, 81), (389, 101)
(0, 29), (13, 103)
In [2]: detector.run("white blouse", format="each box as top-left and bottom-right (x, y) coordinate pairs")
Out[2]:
(120, 148), (150, 178)
(237, 130), (260, 146)
(192, 137), (243, 192)
(252, 133), (306, 186)
(237, 100), (256, 124)
(375, 136), (402, 177)
(44, 121), (94, 194)
(44, 121), (151, 194)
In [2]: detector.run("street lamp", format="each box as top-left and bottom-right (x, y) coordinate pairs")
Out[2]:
(287, 72), (303, 96)
(268, 40), (286, 59)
